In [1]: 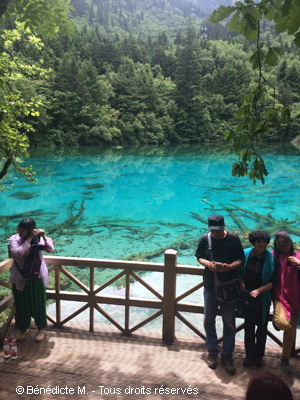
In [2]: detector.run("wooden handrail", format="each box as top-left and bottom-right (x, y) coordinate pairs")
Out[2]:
(0, 258), (13, 274)
(0, 254), (298, 354)
(44, 256), (165, 272)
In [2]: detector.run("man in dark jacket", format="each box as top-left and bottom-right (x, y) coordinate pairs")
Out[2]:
(195, 214), (244, 375)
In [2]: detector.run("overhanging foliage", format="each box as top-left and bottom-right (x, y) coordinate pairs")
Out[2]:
(210, 0), (300, 183)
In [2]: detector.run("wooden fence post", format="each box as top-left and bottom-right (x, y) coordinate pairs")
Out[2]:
(90, 266), (94, 332)
(55, 265), (61, 326)
(163, 249), (177, 344)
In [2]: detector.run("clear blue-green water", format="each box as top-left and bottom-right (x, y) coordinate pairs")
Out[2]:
(1, 144), (300, 262)
(1, 144), (300, 338)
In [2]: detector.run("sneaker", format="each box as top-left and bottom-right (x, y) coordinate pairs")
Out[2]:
(35, 330), (46, 342)
(280, 357), (292, 374)
(207, 353), (218, 369)
(243, 357), (253, 367)
(221, 356), (236, 375)
(16, 329), (29, 341)
(254, 358), (263, 368)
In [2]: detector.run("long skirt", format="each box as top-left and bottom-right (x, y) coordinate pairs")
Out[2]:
(12, 278), (47, 331)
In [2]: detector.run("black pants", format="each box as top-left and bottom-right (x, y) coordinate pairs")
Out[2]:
(13, 279), (47, 331)
(244, 310), (268, 360)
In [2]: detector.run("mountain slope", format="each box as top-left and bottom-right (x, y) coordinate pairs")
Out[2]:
(70, 0), (210, 37)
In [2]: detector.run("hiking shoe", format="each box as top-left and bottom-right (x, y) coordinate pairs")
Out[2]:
(254, 358), (263, 368)
(16, 329), (29, 341)
(35, 330), (46, 342)
(243, 357), (253, 367)
(207, 353), (218, 369)
(280, 357), (292, 374)
(221, 356), (236, 375)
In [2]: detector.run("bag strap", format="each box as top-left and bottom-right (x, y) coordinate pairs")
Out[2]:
(207, 232), (213, 261)
(207, 233), (222, 285)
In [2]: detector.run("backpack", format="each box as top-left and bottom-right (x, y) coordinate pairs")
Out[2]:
(15, 236), (45, 279)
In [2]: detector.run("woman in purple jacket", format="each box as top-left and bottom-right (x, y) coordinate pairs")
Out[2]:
(9, 218), (54, 342)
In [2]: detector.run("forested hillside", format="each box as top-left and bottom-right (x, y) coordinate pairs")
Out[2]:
(191, 0), (234, 15)
(1, 0), (300, 149)
(69, 0), (234, 37)
(70, 0), (205, 37)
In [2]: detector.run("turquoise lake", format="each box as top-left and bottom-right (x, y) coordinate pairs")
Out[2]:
(1, 144), (300, 262)
(1, 144), (300, 337)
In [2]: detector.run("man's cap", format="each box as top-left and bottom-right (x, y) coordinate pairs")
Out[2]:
(208, 214), (225, 230)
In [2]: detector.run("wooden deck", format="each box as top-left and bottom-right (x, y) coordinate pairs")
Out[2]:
(1, 323), (299, 400)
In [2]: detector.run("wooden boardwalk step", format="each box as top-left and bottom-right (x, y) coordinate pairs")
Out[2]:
(0, 323), (299, 400)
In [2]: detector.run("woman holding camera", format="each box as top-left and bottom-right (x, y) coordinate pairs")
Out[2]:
(241, 231), (275, 367)
(9, 218), (54, 342)
(272, 230), (300, 374)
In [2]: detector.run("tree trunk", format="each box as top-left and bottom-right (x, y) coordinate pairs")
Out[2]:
(0, 157), (13, 180)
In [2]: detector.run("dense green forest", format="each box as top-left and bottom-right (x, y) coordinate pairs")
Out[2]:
(1, 0), (300, 148)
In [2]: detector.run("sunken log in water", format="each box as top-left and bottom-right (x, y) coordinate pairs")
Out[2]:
(47, 200), (85, 236)
(225, 207), (248, 232)
(190, 212), (207, 225)
(127, 238), (197, 261)
(229, 205), (300, 236)
(191, 205), (300, 239)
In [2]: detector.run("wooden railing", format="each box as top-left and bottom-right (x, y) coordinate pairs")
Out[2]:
(0, 250), (298, 353)
(0, 258), (15, 341)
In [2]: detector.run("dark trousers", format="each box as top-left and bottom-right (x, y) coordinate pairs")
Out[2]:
(244, 314), (268, 360)
(204, 287), (236, 357)
(13, 278), (47, 331)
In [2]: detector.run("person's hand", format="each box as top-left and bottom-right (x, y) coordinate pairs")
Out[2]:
(37, 229), (45, 238)
(250, 289), (261, 298)
(215, 263), (229, 272)
(220, 263), (232, 271)
(209, 262), (226, 272)
(206, 261), (218, 271)
(288, 256), (300, 266)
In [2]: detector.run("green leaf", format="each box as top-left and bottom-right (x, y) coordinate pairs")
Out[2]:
(276, 1), (300, 35)
(244, 6), (262, 22)
(224, 131), (231, 141)
(249, 48), (264, 69)
(265, 47), (278, 66)
(264, 5), (276, 20)
(234, 1), (245, 7)
(244, 14), (259, 40)
(240, 150), (249, 162)
(209, 6), (236, 23)
(294, 31), (300, 47)
(236, 106), (245, 118)
(281, 0), (292, 17)
(228, 12), (241, 32)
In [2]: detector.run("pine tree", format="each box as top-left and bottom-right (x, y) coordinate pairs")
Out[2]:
(174, 25), (210, 140)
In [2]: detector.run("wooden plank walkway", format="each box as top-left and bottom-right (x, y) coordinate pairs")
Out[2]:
(0, 323), (299, 400)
